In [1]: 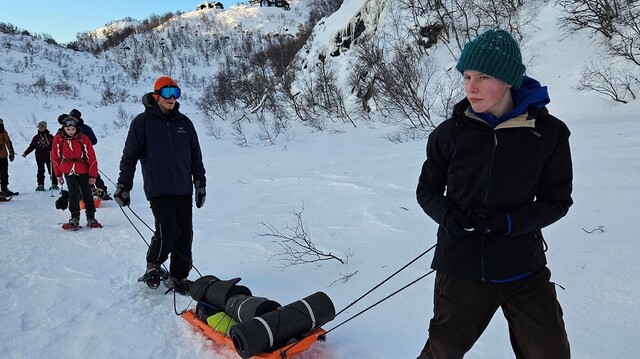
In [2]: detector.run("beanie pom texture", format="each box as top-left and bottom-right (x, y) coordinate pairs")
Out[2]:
(456, 29), (526, 88)
(154, 76), (178, 91)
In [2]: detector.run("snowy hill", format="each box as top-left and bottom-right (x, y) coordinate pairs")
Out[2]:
(1, 0), (640, 358)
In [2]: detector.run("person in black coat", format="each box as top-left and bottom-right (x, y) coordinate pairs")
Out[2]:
(114, 76), (206, 294)
(416, 29), (572, 358)
(22, 121), (58, 190)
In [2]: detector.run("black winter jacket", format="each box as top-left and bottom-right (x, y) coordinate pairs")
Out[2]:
(417, 96), (573, 281)
(117, 93), (206, 199)
(24, 130), (54, 161)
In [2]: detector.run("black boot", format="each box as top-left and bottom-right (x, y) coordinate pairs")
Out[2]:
(138, 263), (168, 289)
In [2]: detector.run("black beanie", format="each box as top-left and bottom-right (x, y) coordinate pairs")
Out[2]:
(57, 114), (68, 125)
(69, 109), (82, 119)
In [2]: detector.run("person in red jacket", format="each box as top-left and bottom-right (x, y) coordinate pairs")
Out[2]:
(52, 116), (102, 229)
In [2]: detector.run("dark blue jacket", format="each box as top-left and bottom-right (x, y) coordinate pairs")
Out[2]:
(78, 121), (97, 145)
(117, 93), (206, 199)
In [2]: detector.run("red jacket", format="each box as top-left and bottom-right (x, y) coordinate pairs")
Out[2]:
(51, 132), (98, 178)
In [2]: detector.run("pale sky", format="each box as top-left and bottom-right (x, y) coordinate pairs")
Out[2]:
(0, 0), (236, 44)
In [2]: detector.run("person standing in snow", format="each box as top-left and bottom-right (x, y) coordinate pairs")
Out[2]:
(63, 109), (111, 200)
(416, 29), (572, 358)
(22, 121), (59, 191)
(52, 117), (102, 229)
(0, 118), (17, 197)
(114, 76), (206, 294)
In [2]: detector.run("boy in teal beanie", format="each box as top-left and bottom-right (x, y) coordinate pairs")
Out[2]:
(416, 29), (572, 358)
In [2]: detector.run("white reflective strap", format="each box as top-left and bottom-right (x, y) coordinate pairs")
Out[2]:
(255, 316), (274, 347)
(237, 297), (252, 322)
(300, 299), (316, 330)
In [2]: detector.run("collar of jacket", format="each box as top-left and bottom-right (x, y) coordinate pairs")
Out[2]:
(463, 75), (551, 128)
(464, 108), (536, 129)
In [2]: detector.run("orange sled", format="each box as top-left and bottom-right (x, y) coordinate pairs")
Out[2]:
(80, 197), (102, 209)
(181, 309), (326, 358)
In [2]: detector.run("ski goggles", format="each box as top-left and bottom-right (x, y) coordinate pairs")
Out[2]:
(155, 86), (181, 99)
(62, 118), (77, 128)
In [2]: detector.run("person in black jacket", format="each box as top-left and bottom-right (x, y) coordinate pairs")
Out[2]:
(22, 121), (59, 191)
(416, 29), (572, 359)
(114, 76), (206, 295)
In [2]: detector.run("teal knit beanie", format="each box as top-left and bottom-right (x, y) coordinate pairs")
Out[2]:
(456, 29), (526, 88)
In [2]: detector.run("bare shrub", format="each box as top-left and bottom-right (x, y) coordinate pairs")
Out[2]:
(576, 60), (636, 103)
(258, 206), (349, 269)
(114, 106), (132, 129)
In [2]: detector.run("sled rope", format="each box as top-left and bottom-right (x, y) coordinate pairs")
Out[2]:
(104, 170), (202, 277)
(117, 204), (196, 315)
(280, 243), (437, 356)
(322, 269), (436, 337)
(106, 171), (202, 315)
(335, 243), (436, 318)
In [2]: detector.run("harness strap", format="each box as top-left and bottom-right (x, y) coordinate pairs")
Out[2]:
(62, 157), (88, 163)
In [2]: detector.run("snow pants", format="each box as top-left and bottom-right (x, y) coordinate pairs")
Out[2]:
(148, 195), (193, 280)
(417, 266), (570, 359)
(65, 173), (95, 220)
(36, 158), (56, 186)
(0, 157), (8, 191)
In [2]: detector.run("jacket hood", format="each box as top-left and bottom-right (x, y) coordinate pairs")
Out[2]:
(467, 75), (550, 128)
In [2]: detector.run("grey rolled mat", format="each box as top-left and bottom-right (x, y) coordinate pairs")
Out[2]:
(190, 276), (252, 309)
(225, 294), (281, 323)
(229, 291), (335, 359)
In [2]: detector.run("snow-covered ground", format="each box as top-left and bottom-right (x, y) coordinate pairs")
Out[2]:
(1, 1), (640, 358)
(2, 101), (640, 359)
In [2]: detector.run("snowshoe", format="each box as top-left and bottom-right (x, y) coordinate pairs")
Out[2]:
(62, 218), (82, 231)
(87, 219), (103, 228)
(138, 264), (168, 290)
(164, 277), (193, 296)
(49, 185), (60, 190)
(0, 196), (11, 202)
(0, 190), (18, 197)
(35, 185), (46, 191)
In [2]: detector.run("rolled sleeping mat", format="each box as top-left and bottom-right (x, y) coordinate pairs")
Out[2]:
(229, 291), (335, 359)
(190, 276), (252, 309)
(190, 275), (221, 302)
(225, 294), (281, 323)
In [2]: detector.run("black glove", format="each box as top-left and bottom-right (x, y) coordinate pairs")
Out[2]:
(468, 208), (511, 235)
(9, 153), (14, 162)
(194, 179), (206, 208)
(113, 183), (131, 207)
(443, 208), (475, 237)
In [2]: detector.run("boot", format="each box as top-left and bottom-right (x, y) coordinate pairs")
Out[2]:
(62, 217), (81, 230)
(164, 277), (193, 296)
(138, 263), (168, 290)
(87, 218), (103, 228)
